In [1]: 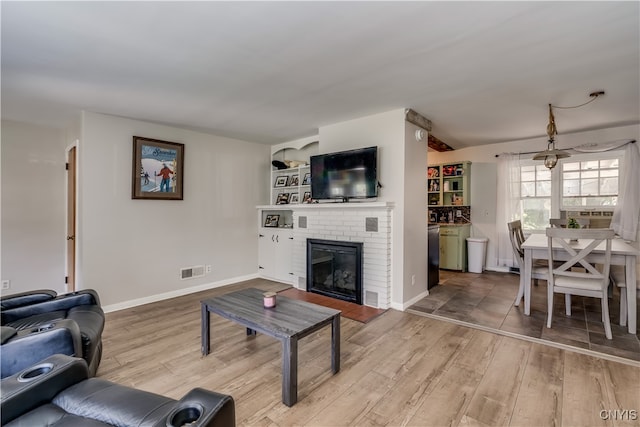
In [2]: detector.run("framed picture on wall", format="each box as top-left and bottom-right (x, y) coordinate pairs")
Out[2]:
(132, 136), (184, 200)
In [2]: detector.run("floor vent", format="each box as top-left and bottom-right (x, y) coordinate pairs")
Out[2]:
(180, 265), (205, 280)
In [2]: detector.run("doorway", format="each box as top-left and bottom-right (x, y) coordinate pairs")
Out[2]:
(66, 146), (76, 292)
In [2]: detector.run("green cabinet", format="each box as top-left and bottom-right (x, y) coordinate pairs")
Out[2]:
(427, 161), (471, 206)
(439, 224), (471, 272)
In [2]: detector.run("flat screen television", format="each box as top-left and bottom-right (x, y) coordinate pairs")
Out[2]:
(310, 146), (378, 201)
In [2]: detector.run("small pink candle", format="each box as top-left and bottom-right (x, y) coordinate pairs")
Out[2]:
(263, 292), (277, 308)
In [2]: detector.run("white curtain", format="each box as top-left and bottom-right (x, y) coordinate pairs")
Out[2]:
(611, 142), (640, 241)
(496, 153), (522, 268)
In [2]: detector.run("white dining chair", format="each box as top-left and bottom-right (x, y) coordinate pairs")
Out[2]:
(610, 265), (640, 327)
(545, 228), (614, 339)
(508, 220), (550, 306)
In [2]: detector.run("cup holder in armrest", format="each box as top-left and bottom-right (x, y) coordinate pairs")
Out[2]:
(31, 323), (55, 333)
(17, 362), (54, 382)
(166, 404), (204, 427)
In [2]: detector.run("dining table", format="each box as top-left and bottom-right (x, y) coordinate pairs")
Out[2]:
(521, 233), (639, 334)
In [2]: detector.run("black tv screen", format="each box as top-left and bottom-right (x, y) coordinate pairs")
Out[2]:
(310, 146), (378, 201)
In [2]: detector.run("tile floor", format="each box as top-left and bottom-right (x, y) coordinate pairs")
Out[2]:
(278, 287), (386, 323)
(408, 270), (640, 362)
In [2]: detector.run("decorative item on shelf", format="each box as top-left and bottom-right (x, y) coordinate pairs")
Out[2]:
(443, 181), (450, 192)
(442, 165), (457, 176)
(274, 176), (288, 187)
(263, 291), (277, 308)
(453, 195), (464, 205)
(289, 175), (299, 187)
(276, 193), (290, 204)
(302, 191), (312, 203)
(264, 214), (280, 228)
(272, 160), (288, 170)
(290, 193), (299, 203)
(533, 91), (605, 169)
(302, 172), (311, 186)
(427, 167), (439, 178)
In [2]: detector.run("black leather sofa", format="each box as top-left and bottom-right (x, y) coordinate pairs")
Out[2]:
(1, 354), (236, 426)
(0, 289), (104, 378)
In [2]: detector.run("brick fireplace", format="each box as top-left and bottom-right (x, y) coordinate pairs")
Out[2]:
(291, 202), (393, 309)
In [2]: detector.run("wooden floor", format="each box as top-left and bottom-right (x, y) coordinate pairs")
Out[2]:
(99, 278), (640, 426)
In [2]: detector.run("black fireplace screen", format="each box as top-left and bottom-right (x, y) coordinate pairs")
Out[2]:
(307, 239), (363, 305)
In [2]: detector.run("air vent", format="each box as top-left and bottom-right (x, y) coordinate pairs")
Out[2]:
(365, 290), (379, 307)
(180, 265), (205, 280)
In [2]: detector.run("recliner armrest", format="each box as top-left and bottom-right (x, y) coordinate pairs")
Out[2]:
(1, 319), (83, 378)
(162, 388), (236, 427)
(1, 354), (89, 425)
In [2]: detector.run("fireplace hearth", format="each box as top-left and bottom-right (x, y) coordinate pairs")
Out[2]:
(307, 239), (363, 305)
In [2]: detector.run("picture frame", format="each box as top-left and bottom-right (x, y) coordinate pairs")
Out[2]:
(264, 214), (280, 228)
(289, 174), (299, 187)
(302, 172), (311, 186)
(274, 176), (288, 188)
(276, 193), (290, 204)
(302, 191), (312, 203)
(290, 193), (299, 204)
(132, 136), (184, 200)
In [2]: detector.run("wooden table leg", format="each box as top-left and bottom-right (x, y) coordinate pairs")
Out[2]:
(626, 256), (637, 334)
(201, 303), (210, 356)
(282, 337), (298, 407)
(523, 249), (533, 316)
(331, 314), (340, 374)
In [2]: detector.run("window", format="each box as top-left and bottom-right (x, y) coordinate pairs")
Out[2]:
(516, 151), (623, 231)
(561, 156), (619, 208)
(519, 163), (552, 230)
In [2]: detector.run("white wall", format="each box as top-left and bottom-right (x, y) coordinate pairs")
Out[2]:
(318, 109), (427, 308)
(79, 112), (270, 307)
(429, 124), (640, 270)
(1, 120), (68, 294)
(403, 121), (428, 304)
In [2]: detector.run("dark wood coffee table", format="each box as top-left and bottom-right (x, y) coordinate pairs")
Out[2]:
(201, 288), (341, 407)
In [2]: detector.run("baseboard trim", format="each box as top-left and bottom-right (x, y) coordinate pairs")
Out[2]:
(391, 289), (430, 311)
(102, 273), (259, 313)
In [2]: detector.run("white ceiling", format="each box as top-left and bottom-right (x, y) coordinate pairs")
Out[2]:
(2, 1), (639, 149)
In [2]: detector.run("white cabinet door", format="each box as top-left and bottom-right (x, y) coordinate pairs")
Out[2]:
(258, 229), (294, 283)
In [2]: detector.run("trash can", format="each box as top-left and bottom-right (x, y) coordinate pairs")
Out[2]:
(466, 237), (488, 273)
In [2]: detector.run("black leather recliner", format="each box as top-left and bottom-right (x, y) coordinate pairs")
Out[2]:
(0, 289), (104, 378)
(1, 354), (236, 426)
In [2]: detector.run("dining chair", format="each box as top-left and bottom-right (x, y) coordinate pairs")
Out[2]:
(508, 220), (550, 306)
(545, 227), (614, 339)
(610, 265), (640, 327)
(549, 218), (565, 228)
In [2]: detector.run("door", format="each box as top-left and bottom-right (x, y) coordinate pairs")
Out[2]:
(66, 147), (76, 292)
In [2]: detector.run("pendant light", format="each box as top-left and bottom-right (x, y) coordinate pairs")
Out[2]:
(532, 91), (605, 169)
(532, 104), (570, 169)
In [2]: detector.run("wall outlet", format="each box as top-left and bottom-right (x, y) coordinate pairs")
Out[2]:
(1, 280), (10, 290)
(456, 210), (462, 217)
(205, 265), (212, 274)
